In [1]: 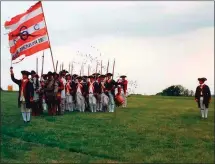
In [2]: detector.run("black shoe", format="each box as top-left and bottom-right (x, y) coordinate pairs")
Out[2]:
(27, 121), (30, 123)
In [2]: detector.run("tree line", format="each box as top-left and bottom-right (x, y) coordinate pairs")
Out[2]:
(156, 85), (195, 96)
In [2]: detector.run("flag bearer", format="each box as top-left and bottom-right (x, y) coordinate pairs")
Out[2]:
(10, 67), (34, 123)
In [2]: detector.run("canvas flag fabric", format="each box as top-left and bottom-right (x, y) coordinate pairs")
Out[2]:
(4, 1), (50, 61)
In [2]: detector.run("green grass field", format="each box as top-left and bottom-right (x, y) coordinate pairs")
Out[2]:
(1, 91), (214, 163)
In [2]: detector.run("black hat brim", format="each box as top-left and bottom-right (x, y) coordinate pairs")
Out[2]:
(198, 77), (207, 81)
(30, 70), (36, 75)
(21, 71), (31, 76)
(76, 76), (82, 80)
(47, 72), (53, 76)
(99, 75), (106, 78)
(92, 73), (100, 76)
(62, 70), (68, 73)
(106, 73), (113, 76)
(120, 75), (127, 78)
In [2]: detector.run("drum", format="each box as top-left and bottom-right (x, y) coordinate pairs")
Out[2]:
(115, 94), (124, 106)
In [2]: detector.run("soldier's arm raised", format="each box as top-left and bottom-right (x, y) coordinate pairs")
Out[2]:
(10, 67), (21, 85)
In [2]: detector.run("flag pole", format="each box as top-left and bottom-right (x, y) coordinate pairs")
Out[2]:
(41, 51), (44, 76)
(10, 55), (13, 67)
(40, 1), (55, 72)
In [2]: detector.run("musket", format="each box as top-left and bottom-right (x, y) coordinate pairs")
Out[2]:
(55, 60), (58, 73)
(106, 60), (109, 74)
(112, 59), (115, 79)
(96, 62), (98, 74)
(101, 60), (102, 75)
(71, 62), (73, 75)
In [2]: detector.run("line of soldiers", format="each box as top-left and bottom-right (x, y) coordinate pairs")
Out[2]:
(10, 67), (128, 123)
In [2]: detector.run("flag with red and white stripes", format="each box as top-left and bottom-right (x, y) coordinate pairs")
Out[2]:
(4, 1), (50, 61)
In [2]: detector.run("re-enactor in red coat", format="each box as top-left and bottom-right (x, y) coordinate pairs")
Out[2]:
(195, 77), (211, 119)
(10, 67), (34, 123)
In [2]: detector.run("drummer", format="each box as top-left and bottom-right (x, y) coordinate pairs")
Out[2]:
(115, 84), (124, 107)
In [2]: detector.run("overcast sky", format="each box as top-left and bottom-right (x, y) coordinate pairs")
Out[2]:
(1, 1), (214, 95)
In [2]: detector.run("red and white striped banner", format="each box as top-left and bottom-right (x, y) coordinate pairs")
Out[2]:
(4, 1), (50, 61)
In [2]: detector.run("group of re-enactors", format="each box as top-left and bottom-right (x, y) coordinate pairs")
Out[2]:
(10, 67), (128, 123)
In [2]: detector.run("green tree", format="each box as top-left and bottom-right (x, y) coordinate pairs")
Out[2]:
(158, 85), (187, 96)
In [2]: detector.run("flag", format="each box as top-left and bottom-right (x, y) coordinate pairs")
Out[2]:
(4, 1), (50, 61)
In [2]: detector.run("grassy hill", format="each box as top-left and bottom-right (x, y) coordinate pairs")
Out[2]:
(1, 91), (214, 163)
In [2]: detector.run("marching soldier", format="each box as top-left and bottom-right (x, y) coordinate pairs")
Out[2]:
(44, 72), (58, 116)
(120, 75), (128, 108)
(65, 74), (75, 112)
(10, 67), (34, 123)
(30, 70), (41, 116)
(40, 74), (48, 112)
(75, 76), (86, 112)
(98, 74), (109, 112)
(82, 75), (89, 111)
(195, 77), (211, 119)
(53, 72), (64, 115)
(92, 73), (101, 111)
(72, 74), (78, 110)
(59, 70), (67, 114)
(87, 75), (98, 112)
(105, 73), (116, 112)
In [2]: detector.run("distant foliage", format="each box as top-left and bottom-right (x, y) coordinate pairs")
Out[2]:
(156, 85), (194, 96)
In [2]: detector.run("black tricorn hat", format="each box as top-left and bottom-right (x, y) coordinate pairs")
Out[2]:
(198, 77), (207, 81)
(53, 72), (59, 76)
(47, 71), (53, 76)
(72, 74), (78, 78)
(72, 74), (78, 77)
(106, 73), (113, 76)
(82, 75), (88, 79)
(30, 70), (36, 75)
(99, 74), (106, 78)
(120, 75), (127, 78)
(76, 76), (82, 80)
(92, 73), (100, 76)
(62, 70), (68, 73)
(21, 70), (31, 76)
(88, 75), (94, 78)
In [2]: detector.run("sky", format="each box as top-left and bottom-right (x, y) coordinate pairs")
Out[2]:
(1, 1), (214, 95)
